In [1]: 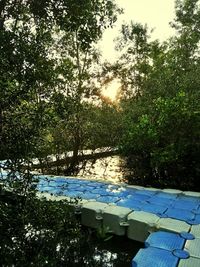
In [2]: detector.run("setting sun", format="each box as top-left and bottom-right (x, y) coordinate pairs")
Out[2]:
(101, 79), (121, 101)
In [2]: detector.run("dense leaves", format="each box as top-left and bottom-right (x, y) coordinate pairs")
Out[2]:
(0, 1), (122, 266)
(121, 92), (200, 189)
(116, 0), (200, 190)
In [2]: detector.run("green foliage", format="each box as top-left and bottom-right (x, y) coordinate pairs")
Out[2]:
(83, 102), (123, 150)
(120, 92), (200, 189)
(0, 0), (122, 265)
(114, 22), (151, 97)
(0, 0), (121, 161)
(117, 0), (200, 190)
(34, 99), (122, 170)
(96, 225), (113, 241)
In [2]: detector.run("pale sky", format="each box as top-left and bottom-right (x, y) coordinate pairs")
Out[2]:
(99, 0), (176, 62)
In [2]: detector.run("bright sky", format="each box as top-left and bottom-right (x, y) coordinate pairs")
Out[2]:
(100, 0), (176, 100)
(99, 0), (176, 62)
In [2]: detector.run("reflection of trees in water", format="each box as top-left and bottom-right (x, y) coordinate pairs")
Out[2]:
(0, 193), (142, 267)
(78, 230), (142, 267)
(77, 156), (125, 183)
(58, 155), (134, 184)
(38, 154), (136, 184)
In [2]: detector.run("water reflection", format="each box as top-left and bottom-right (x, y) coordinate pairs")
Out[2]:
(79, 231), (143, 267)
(77, 156), (126, 184)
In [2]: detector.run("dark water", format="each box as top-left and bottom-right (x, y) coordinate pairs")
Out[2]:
(80, 228), (143, 267)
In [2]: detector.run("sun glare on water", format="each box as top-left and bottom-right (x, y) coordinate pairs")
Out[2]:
(101, 79), (121, 101)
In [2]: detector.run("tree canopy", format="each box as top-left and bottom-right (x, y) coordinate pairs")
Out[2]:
(0, 1), (122, 265)
(114, 0), (200, 190)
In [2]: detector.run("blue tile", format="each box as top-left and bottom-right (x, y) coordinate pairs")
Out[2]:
(66, 184), (81, 190)
(192, 206), (200, 215)
(194, 214), (200, 222)
(48, 181), (59, 187)
(129, 193), (150, 202)
(97, 195), (120, 203)
(105, 190), (127, 198)
(55, 177), (70, 183)
(165, 208), (195, 221)
(156, 192), (178, 199)
(187, 217), (200, 225)
(172, 200), (199, 211)
(62, 190), (84, 198)
(132, 247), (179, 267)
(63, 178), (79, 184)
(75, 185), (96, 192)
(172, 249), (189, 259)
(135, 190), (157, 197)
(180, 232), (195, 240)
(148, 196), (174, 206)
(116, 198), (143, 210)
(38, 180), (49, 187)
(82, 192), (100, 200)
(121, 189), (138, 197)
(142, 204), (167, 214)
(92, 188), (108, 195)
(145, 231), (185, 251)
(178, 195), (200, 203)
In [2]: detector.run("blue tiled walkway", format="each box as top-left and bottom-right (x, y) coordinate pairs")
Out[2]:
(37, 175), (200, 225)
(36, 175), (200, 267)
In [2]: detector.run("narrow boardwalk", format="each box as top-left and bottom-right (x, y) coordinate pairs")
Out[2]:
(37, 175), (200, 267)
